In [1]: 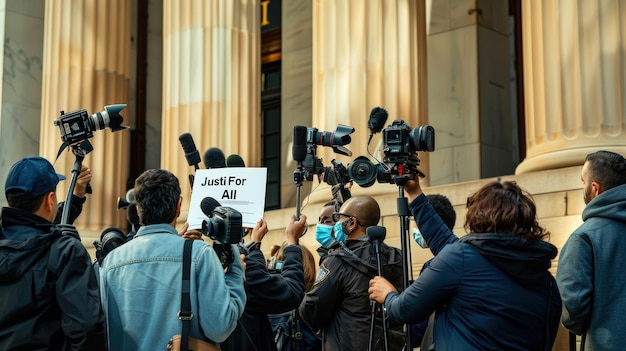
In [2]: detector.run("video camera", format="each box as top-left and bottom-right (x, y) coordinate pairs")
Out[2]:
(348, 107), (435, 187)
(200, 197), (244, 269)
(93, 227), (133, 266)
(293, 124), (355, 181)
(54, 104), (129, 156)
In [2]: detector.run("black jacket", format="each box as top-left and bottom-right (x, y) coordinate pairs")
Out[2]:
(0, 206), (105, 351)
(299, 237), (405, 351)
(221, 244), (304, 351)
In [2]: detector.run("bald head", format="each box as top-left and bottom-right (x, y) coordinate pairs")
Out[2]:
(341, 195), (380, 228)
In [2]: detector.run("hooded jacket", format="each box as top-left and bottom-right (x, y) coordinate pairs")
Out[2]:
(0, 206), (105, 351)
(299, 236), (405, 351)
(557, 183), (626, 350)
(382, 194), (561, 351)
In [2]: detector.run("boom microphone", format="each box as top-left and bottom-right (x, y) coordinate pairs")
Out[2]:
(226, 154), (245, 167)
(179, 133), (201, 170)
(367, 225), (387, 247)
(292, 125), (308, 162)
(367, 107), (388, 146)
(204, 147), (226, 169)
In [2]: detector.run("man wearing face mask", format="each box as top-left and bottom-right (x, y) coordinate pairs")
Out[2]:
(314, 200), (343, 260)
(299, 195), (405, 351)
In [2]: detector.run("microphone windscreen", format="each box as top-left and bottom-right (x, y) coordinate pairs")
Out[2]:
(367, 107), (388, 134)
(200, 197), (221, 217)
(366, 225), (386, 243)
(127, 203), (140, 228)
(226, 154), (246, 167)
(125, 188), (135, 203)
(179, 133), (201, 167)
(292, 125), (308, 162)
(203, 147), (226, 169)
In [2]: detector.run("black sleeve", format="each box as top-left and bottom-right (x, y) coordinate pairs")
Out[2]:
(53, 237), (106, 350)
(243, 245), (305, 314)
(298, 256), (343, 330)
(54, 195), (87, 224)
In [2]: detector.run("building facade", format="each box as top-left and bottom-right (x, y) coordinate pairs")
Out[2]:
(1, 1), (624, 349)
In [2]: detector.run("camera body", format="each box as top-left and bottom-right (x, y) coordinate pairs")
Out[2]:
(202, 206), (243, 245)
(53, 104), (129, 149)
(93, 227), (134, 265)
(348, 120), (435, 187)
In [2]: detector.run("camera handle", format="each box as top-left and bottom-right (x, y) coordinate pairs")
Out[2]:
(394, 176), (414, 351)
(60, 153), (84, 225)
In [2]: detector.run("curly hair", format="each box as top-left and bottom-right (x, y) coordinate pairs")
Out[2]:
(134, 169), (181, 226)
(464, 181), (548, 240)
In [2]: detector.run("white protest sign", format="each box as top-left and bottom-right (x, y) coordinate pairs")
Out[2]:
(187, 168), (267, 229)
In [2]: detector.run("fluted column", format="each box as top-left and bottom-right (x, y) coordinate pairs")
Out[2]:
(39, 0), (131, 232)
(161, 0), (261, 208)
(310, 0), (428, 202)
(517, 0), (626, 174)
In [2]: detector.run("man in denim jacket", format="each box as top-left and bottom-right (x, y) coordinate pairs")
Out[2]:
(99, 169), (246, 350)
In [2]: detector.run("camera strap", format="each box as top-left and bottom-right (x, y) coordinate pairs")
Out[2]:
(179, 240), (194, 351)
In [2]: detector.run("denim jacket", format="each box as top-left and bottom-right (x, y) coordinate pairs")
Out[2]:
(99, 224), (246, 351)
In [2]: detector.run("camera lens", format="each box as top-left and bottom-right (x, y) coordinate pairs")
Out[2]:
(347, 156), (378, 187)
(410, 125), (435, 152)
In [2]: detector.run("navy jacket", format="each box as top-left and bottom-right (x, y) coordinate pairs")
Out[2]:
(557, 183), (626, 350)
(383, 194), (561, 351)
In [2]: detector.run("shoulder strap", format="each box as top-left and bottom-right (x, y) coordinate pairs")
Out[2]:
(179, 240), (194, 351)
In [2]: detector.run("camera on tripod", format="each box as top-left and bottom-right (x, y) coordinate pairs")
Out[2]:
(348, 119), (435, 187)
(54, 104), (129, 154)
(293, 124), (355, 181)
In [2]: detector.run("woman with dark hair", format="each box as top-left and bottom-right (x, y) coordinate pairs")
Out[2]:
(369, 178), (561, 351)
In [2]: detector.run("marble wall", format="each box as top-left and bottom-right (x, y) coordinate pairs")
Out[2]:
(426, 0), (514, 185)
(144, 0), (163, 171)
(0, 0), (45, 207)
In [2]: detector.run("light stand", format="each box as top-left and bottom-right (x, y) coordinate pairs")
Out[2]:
(394, 175), (413, 351)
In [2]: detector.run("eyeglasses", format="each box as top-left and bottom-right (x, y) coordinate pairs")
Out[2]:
(332, 212), (363, 226)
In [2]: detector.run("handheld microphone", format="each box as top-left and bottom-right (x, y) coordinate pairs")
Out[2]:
(367, 225), (387, 253)
(204, 147), (226, 169)
(292, 125), (308, 162)
(367, 107), (388, 146)
(200, 197), (222, 218)
(226, 154), (245, 167)
(179, 133), (202, 170)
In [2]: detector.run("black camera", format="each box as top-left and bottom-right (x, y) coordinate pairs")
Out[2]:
(93, 227), (134, 265)
(201, 203), (244, 270)
(348, 119), (435, 187)
(293, 124), (355, 181)
(54, 104), (129, 151)
(323, 159), (352, 204)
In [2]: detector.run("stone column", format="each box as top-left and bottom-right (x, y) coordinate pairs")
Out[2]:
(310, 0), (428, 202)
(39, 0), (131, 233)
(161, 0), (261, 212)
(516, 0), (626, 174)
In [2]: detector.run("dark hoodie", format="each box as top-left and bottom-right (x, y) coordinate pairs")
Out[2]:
(299, 236), (405, 351)
(381, 193), (561, 351)
(0, 207), (105, 351)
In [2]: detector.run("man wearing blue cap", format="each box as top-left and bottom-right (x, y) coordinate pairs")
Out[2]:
(0, 156), (105, 350)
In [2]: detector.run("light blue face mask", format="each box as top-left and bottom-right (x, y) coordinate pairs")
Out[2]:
(315, 224), (334, 248)
(332, 220), (349, 243)
(413, 227), (429, 248)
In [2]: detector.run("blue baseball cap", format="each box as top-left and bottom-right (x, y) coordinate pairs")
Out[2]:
(5, 156), (66, 202)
